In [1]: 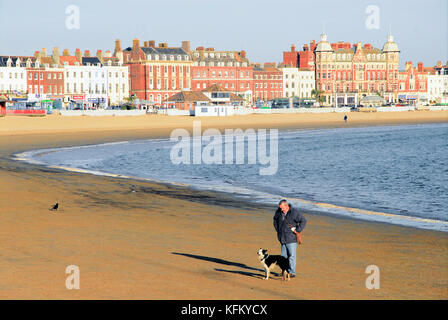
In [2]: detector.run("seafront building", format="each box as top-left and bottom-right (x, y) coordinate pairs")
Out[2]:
(190, 46), (253, 105)
(252, 63), (283, 102)
(121, 39), (192, 104)
(279, 65), (315, 99)
(283, 34), (401, 106)
(0, 34), (447, 109)
(0, 56), (28, 98)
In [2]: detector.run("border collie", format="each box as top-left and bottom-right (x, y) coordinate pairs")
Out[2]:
(257, 248), (290, 281)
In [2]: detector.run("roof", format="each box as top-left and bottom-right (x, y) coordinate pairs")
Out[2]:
(315, 34), (333, 52)
(82, 56), (102, 66)
(141, 47), (188, 56)
(59, 56), (80, 66)
(382, 35), (399, 52)
(0, 56), (30, 67)
(165, 91), (210, 102)
(202, 84), (230, 93)
(229, 93), (244, 101)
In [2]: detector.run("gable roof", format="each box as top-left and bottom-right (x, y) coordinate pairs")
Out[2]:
(165, 91), (210, 102)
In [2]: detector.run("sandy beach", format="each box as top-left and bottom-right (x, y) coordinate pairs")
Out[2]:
(0, 111), (447, 299)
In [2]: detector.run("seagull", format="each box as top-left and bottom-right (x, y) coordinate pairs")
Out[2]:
(49, 203), (59, 211)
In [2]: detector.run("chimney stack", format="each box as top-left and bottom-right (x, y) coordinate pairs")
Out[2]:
(148, 40), (155, 48)
(34, 51), (41, 59)
(84, 50), (90, 57)
(52, 47), (60, 65)
(105, 50), (112, 58)
(75, 48), (82, 63)
(240, 50), (246, 59)
(96, 50), (103, 62)
(114, 39), (122, 55)
(417, 62), (423, 72)
(291, 44), (296, 52)
(41, 48), (47, 57)
(63, 48), (70, 56)
(132, 38), (140, 50)
(144, 41), (149, 47)
(182, 40), (191, 53)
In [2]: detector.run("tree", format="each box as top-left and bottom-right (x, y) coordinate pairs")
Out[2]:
(311, 89), (325, 104)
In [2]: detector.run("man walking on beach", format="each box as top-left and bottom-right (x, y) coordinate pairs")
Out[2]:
(273, 200), (307, 278)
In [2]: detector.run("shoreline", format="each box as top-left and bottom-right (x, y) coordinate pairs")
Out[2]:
(1, 111), (447, 299)
(11, 122), (448, 233)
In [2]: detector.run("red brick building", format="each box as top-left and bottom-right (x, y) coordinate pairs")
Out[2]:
(397, 61), (428, 105)
(253, 63), (283, 101)
(27, 48), (64, 99)
(121, 39), (192, 104)
(190, 47), (253, 105)
(282, 41), (316, 70)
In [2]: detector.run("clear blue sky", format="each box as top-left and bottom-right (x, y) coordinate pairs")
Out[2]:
(0, 0), (446, 68)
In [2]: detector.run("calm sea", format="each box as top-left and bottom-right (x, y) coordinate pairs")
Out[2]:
(16, 123), (448, 232)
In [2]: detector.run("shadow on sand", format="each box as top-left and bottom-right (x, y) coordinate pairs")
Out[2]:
(171, 252), (280, 279)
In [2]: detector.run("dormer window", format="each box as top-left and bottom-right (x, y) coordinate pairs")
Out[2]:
(170, 55), (174, 61)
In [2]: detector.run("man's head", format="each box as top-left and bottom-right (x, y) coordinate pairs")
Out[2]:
(279, 199), (290, 213)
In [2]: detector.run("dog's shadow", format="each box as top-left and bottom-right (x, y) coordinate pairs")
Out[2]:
(171, 252), (280, 279)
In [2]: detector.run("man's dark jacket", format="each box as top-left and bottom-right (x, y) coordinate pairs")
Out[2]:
(273, 206), (307, 244)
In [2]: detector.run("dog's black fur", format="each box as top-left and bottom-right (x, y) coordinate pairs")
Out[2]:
(257, 248), (290, 281)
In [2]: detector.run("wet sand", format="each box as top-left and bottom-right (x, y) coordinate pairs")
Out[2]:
(0, 111), (447, 299)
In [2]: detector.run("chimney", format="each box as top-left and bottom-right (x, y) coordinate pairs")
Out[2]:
(205, 47), (214, 51)
(158, 43), (168, 48)
(303, 44), (309, 51)
(291, 44), (296, 52)
(196, 46), (204, 51)
(75, 48), (82, 63)
(114, 39), (122, 54)
(132, 38), (140, 50)
(148, 40), (155, 48)
(52, 47), (60, 65)
(182, 40), (190, 53)
(105, 50), (112, 58)
(96, 50), (103, 62)
(240, 50), (246, 59)
(405, 61), (413, 71)
(417, 62), (423, 72)
(63, 48), (70, 56)
(84, 50), (90, 57)
(144, 41), (149, 47)
(41, 48), (47, 57)
(34, 51), (41, 59)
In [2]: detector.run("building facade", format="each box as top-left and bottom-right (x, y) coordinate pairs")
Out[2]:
(280, 66), (315, 99)
(190, 47), (253, 105)
(0, 56), (27, 95)
(253, 63), (283, 101)
(299, 33), (400, 106)
(397, 61), (428, 105)
(122, 39), (192, 104)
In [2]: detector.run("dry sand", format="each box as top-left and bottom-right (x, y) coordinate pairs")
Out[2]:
(0, 111), (447, 299)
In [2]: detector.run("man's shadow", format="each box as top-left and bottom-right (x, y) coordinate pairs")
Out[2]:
(171, 252), (279, 279)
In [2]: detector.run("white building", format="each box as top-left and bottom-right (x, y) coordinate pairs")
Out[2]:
(63, 57), (108, 108)
(280, 67), (315, 99)
(104, 61), (129, 106)
(427, 74), (448, 103)
(0, 56), (27, 94)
